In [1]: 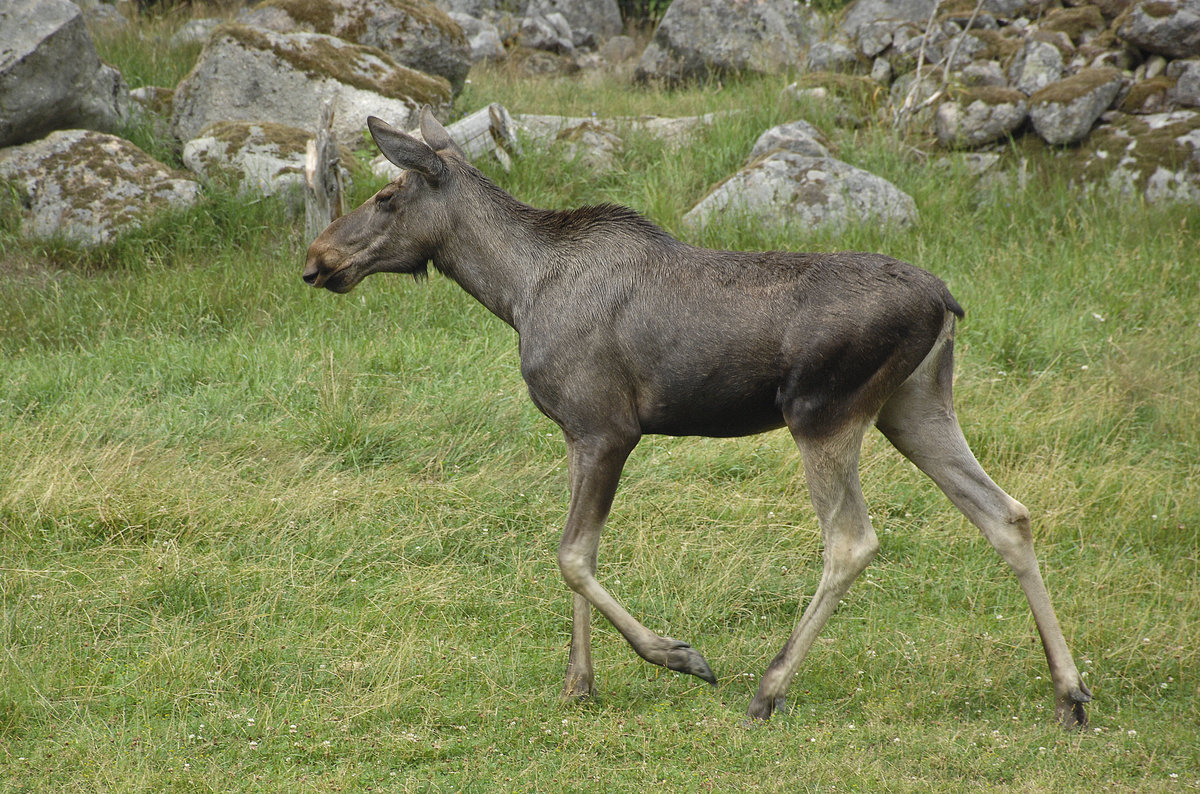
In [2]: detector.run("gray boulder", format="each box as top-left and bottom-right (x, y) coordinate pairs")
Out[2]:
(171, 24), (452, 146)
(635, 0), (813, 84)
(182, 120), (354, 198)
(806, 41), (862, 73)
(0, 129), (200, 245)
(961, 59), (1008, 88)
(1118, 0), (1200, 60)
(856, 20), (902, 59)
(448, 12), (506, 62)
(515, 113), (725, 151)
(172, 17), (222, 46)
(0, 0), (130, 148)
(1030, 67), (1124, 145)
(238, 0), (471, 94)
(519, 12), (575, 54)
(840, 0), (936, 39)
(683, 151), (918, 231)
(936, 87), (1028, 147)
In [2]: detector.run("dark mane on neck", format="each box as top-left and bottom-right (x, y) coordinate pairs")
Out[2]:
(533, 203), (677, 243)
(458, 161), (677, 247)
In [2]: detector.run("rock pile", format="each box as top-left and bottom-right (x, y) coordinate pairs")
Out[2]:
(0, 0), (646, 245)
(812, 0), (1200, 200)
(0, 0), (487, 245)
(2, 0), (1197, 246)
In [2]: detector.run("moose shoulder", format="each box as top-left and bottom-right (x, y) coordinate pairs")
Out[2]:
(303, 107), (1091, 728)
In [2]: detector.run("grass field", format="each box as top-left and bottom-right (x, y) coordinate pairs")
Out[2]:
(1, 13), (1198, 792)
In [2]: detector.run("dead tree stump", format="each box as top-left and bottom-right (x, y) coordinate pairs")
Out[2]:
(305, 98), (344, 241)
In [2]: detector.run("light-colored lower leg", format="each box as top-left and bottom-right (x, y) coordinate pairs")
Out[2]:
(877, 367), (1090, 727)
(748, 425), (878, 720)
(558, 435), (716, 691)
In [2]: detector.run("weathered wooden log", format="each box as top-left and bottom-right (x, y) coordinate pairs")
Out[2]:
(371, 103), (523, 178)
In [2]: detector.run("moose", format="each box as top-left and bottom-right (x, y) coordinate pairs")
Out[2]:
(303, 107), (1091, 727)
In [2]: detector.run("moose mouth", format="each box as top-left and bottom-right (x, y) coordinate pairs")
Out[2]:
(302, 256), (360, 293)
(319, 268), (358, 293)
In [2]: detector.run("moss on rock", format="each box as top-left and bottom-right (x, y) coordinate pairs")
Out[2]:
(1031, 66), (1123, 106)
(1041, 6), (1107, 41)
(1071, 111), (1200, 197)
(952, 84), (1028, 106)
(214, 24), (450, 106)
(1119, 75), (1177, 112)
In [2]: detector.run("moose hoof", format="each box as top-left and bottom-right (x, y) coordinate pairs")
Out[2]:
(1056, 683), (1092, 730)
(662, 639), (717, 686)
(561, 675), (596, 702)
(745, 695), (789, 724)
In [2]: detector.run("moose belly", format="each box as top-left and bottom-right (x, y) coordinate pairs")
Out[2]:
(636, 379), (786, 438)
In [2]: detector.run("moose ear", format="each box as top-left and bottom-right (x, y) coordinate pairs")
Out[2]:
(418, 106), (466, 159)
(367, 115), (446, 183)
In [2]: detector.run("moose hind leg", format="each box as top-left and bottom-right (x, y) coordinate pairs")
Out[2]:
(876, 349), (1091, 728)
(748, 420), (878, 722)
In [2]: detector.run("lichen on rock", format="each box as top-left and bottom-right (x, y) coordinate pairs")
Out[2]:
(0, 129), (200, 245)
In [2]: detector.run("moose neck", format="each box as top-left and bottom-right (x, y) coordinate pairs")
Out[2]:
(429, 173), (559, 332)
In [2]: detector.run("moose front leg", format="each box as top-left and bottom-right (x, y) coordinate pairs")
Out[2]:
(557, 433), (716, 698)
(563, 576), (596, 699)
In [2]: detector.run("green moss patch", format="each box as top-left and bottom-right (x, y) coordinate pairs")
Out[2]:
(1072, 111), (1200, 192)
(962, 28), (1023, 64)
(1119, 76), (1177, 112)
(1041, 6), (1107, 41)
(951, 85), (1028, 107)
(1030, 67), (1122, 106)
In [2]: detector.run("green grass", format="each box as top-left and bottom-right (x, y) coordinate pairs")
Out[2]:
(2, 47), (1199, 792)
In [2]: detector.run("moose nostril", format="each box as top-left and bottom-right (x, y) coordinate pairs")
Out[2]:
(302, 269), (319, 285)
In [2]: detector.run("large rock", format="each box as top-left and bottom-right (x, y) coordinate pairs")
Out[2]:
(448, 11), (505, 62)
(182, 120), (354, 197)
(519, 12), (575, 54)
(0, 130), (200, 245)
(683, 151), (918, 231)
(1118, 0), (1200, 59)
(0, 0), (130, 148)
(1074, 110), (1200, 201)
(635, 0), (813, 84)
(839, 0), (936, 39)
(238, 0), (471, 93)
(1030, 67), (1124, 144)
(171, 24), (452, 146)
(805, 41), (863, 73)
(936, 86), (1029, 147)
